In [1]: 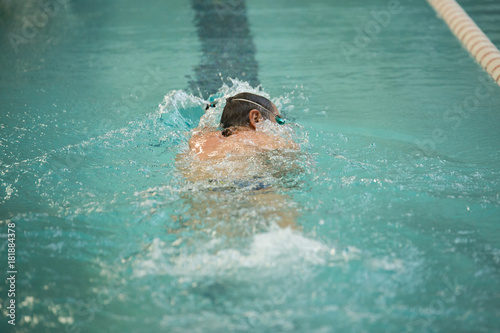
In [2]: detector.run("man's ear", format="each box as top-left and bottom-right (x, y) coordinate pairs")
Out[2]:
(248, 109), (261, 130)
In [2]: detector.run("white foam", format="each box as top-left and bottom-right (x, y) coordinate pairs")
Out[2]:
(132, 228), (333, 281)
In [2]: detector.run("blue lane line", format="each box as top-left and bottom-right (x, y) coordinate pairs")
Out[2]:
(189, 0), (260, 98)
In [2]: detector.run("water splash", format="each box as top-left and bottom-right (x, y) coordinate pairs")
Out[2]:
(132, 227), (334, 281)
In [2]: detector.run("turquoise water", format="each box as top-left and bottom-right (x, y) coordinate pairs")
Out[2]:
(1, 0), (500, 332)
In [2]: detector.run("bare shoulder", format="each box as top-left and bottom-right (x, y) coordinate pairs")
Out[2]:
(189, 130), (223, 154)
(251, 131), (299, 150)
(188, 128), (298, 160)
(189, 130), (222, 145)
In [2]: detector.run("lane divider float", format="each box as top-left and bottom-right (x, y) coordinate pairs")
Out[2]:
(427, 0), (500, 87)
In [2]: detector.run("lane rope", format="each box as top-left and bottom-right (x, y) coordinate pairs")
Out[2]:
(427, 0), (500, 87)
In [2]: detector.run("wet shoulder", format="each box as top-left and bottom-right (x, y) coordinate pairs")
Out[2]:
(189, 130), (223, 155)
(242, 131), (296, 150)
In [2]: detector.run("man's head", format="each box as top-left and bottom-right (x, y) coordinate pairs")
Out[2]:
(220, 92), (282, 136)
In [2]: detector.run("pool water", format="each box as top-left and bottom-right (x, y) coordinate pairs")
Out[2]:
(1, 0), (500, 332)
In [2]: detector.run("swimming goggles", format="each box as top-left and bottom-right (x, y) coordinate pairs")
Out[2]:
(275, 115), (286, 125)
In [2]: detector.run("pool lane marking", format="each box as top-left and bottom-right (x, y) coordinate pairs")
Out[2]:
(427, 0), (500, 87)
(189, 0), (260, 98)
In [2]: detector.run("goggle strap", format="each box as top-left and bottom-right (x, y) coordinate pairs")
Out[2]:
(231, 98), (272, 113)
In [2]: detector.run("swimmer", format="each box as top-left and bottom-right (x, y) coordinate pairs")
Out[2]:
(189, 92), (297, 160)
(174, 92), (301, 232)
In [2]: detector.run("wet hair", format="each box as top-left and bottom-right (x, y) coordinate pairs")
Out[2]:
(220, 92), (276, 137)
